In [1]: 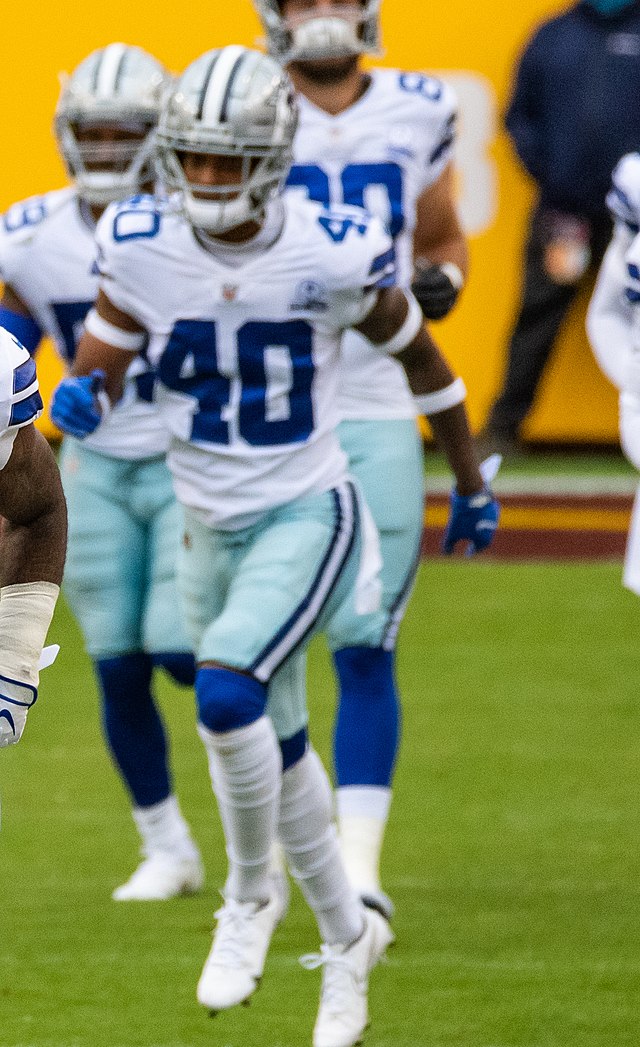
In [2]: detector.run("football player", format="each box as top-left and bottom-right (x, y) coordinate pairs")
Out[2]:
(0, 328), (66, 748)
(588, 152), (640, 593)
(0, 44), (203, 899)
(50, 47), (496, 1047)
(253, 0), (477, 917)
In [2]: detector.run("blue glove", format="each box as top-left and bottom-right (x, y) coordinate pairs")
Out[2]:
(442, 487), (500, 555)
(50, 370), (107, 438)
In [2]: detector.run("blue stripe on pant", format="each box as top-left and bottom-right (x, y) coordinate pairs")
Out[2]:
(178, 482), (364, 740)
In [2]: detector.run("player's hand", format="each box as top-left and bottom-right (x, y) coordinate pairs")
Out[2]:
(411, 261), (463, 321)
(0, 674), (37, 748)
(50, 369), (108, 438)
(442, 487), (500, 556)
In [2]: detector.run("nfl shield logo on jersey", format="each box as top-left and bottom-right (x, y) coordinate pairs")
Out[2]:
(222, 284), (239, 302)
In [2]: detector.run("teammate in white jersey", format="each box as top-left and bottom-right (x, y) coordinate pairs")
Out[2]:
(0, 45), (203, 899)
(50, 46), (494, 1047)
(588, 152), (640, 594)
(0, 328), (66, 747)
(254, 0), (478, 917)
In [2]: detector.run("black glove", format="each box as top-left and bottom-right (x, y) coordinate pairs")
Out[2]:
(411, 261), (463, 320)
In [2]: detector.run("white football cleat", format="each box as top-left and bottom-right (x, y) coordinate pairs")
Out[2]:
(197, 893), (283, 1012)
(112, 852), (204, 901)
(301, 908), (393, 1047)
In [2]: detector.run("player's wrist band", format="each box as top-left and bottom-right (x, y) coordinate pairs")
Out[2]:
(414, 258), (465, 290)
(414, 377), (467, 416)
(85, 308), (147, 352)
(439, 262), (465, 290)
(375, 292), (424, 355)
(0, 582), (59, 687)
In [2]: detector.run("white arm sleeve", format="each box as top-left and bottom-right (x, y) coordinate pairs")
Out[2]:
(586, 226), (634, 391)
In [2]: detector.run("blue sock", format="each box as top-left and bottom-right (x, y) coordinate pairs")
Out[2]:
(96, 653), (171, 808)
(151, 651), (196, 687)
(197, 666), (267, 733)
(279, 727), (308, 770)
(333, 646), (400, 788)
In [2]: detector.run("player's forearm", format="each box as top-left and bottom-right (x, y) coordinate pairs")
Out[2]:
(0, 431), (67, 587)
(396, 329), (482, 495)
(71, 333), (129, 405)
(424, 402), (483, 496)
(395, 323), (458, 396)
(415, 227), (468, 280)
(71, 296), (144, 404)
(413, 166), (469, 288)
(1, 507), (67, 588)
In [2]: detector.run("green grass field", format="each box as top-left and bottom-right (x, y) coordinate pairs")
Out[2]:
(2, 560), (640, 1047)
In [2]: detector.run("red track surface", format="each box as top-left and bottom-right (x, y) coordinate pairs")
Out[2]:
(422, 492), (634, 560)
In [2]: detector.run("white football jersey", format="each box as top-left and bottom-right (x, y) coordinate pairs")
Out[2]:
(95, 193), (395, 529)
(0, 328), (43, 469)
(608, 153), (640, 234)
(608, 158), (640, 355)
(287, 67), (457, 421)
(0, 188), (169, 459)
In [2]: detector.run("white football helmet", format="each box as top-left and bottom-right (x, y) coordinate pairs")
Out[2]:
(156, 46), (298, 234)
(55, 43), (171, 207)
(254, 1), (383, 64)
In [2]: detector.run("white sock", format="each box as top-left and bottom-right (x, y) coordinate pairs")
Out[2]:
(336, 786), (392, 895)
(198, 716), (281, 905)
(132, 795), (199, 860)
(279, 749), (363, 946)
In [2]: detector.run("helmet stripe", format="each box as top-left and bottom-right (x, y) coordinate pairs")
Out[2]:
(90, 49), (104, 93)
(201, 45), (248, 125)
(95, 43), (128, 98)
(113, 47), (129, 94)
(196, 52), (221, 120)
(219, 53), (247, 123)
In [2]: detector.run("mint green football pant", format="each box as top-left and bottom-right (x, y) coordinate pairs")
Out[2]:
(265, 418), (425, 740)
(59, 439), (191, 659)
(176, 480), (367, 741)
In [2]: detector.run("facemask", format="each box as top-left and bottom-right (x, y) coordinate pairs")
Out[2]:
(585, 0), (635, 15)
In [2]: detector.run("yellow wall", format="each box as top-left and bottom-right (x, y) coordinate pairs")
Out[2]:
(2, 0), (619, 442)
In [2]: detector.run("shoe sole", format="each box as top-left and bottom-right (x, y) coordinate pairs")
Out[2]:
(113, 881), (203, 902)
(314, 1018), (370, 1047)
(112, 868), (205, 902)
(205, 977), (261, 1016)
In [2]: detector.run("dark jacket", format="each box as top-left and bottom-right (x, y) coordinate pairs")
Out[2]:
(505, 1), (640, 217)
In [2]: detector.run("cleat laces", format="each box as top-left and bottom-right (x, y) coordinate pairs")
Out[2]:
(300, 944), (365, 1014)
(209, 900), (265, 970)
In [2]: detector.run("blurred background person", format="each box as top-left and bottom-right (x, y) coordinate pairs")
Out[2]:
(254, 0), (494, 926)
(0, 329), (66, 749)
(0, 45), (203, 900)
(587, 150), (640, 593)
(482, 0), (640, 455)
